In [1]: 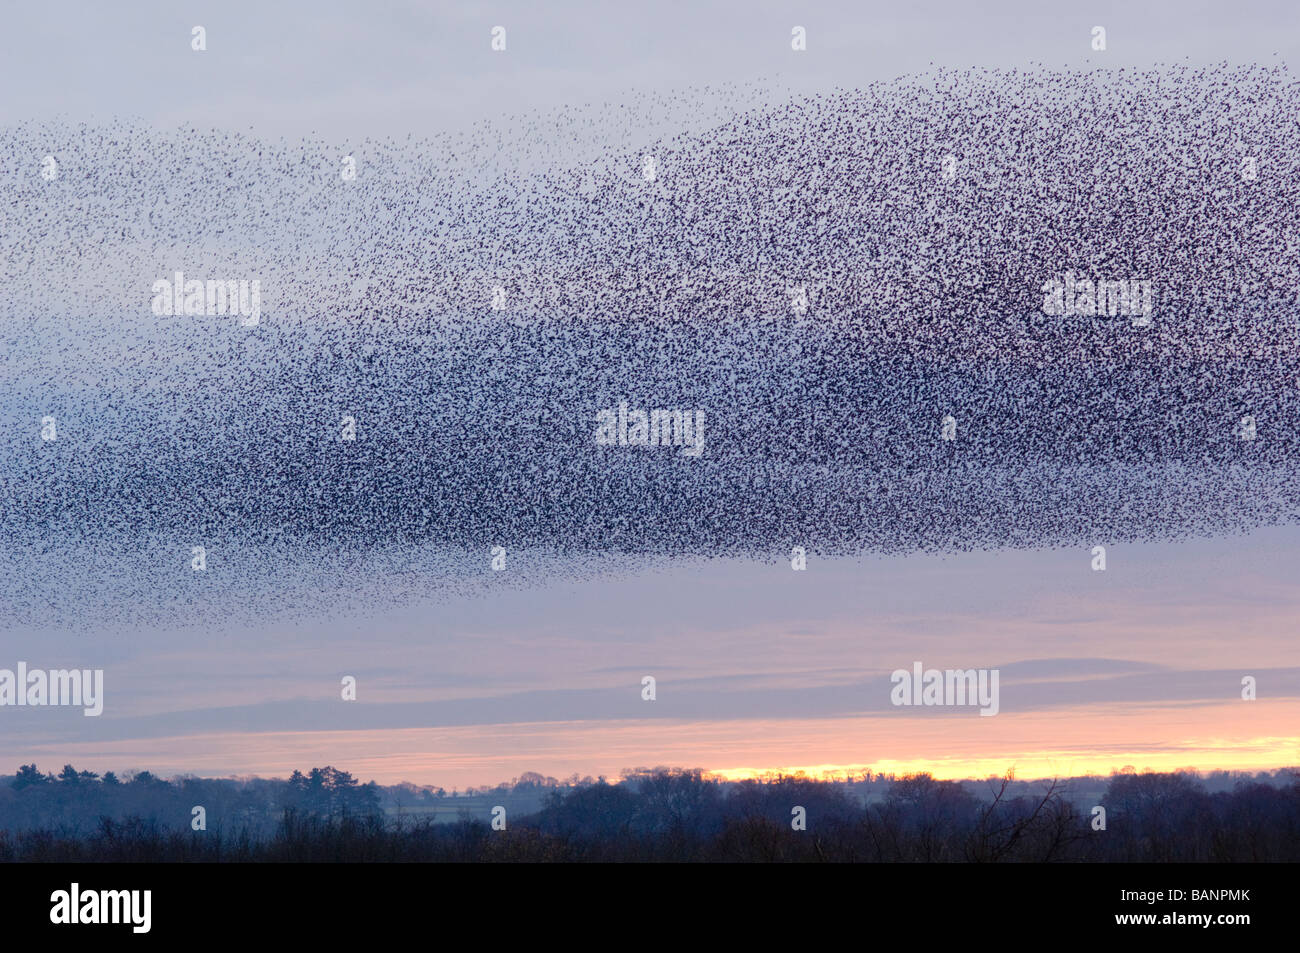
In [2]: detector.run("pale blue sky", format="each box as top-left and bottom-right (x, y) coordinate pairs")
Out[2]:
(3, 0), (1298, 785)
(2, 0), (1297, 143)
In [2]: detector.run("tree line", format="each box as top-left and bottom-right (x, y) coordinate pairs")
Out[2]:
(2, 764), (1296, 862)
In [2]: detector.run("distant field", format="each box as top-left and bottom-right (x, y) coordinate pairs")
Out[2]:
(385, 795), (548, 822)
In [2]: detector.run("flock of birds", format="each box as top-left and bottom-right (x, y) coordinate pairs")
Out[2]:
(1, 63), (1297, 627)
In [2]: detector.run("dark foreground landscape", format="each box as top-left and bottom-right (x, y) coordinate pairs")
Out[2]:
(3, 765), (1296, 862)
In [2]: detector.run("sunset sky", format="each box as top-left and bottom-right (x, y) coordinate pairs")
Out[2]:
(2, 0), (1298, 790)
(8, 527), (1297, 787)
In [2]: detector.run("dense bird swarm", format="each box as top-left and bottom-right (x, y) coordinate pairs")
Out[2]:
(1, 65), (1296, 628)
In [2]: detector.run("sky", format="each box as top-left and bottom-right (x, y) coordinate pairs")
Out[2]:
(6, 529), (1298, 787)
(2, 0), (1298, 787)
(3, 1), (1298, 142)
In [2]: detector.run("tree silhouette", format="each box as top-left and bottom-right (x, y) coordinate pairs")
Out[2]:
(13, 764), (52, 790)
